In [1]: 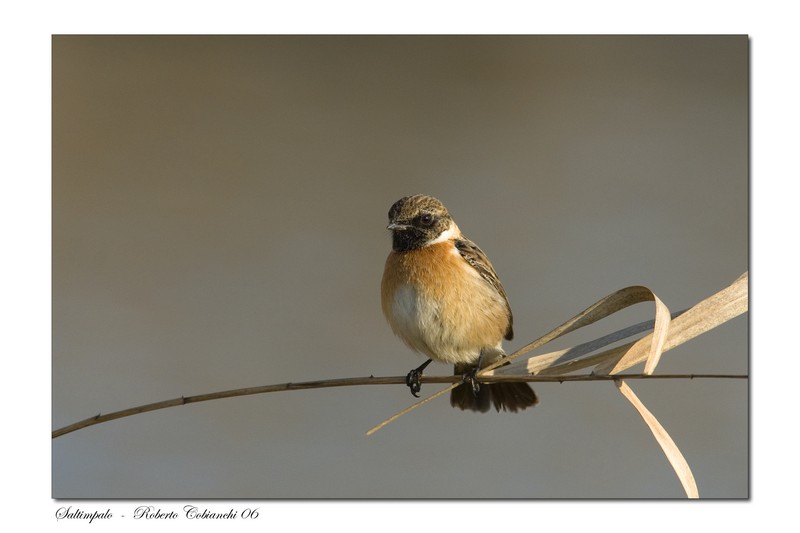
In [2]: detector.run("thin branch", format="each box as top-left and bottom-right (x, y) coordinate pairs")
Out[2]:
(52, 373), (746, 439)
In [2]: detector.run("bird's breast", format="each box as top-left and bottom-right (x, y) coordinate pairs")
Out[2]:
(380, 241), (509, 364)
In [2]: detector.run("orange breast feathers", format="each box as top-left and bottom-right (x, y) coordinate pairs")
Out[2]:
(380, 241), (511, 365)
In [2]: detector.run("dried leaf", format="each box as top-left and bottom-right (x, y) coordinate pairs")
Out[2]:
(593, 272), (747, 375)
(484, 272), (747, 378)
(616, 379), (699, 498)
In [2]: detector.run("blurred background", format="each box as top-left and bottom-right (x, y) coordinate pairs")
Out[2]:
(52, 35), (747, 498)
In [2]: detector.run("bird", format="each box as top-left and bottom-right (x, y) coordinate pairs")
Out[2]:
(380, 194), (538, 412)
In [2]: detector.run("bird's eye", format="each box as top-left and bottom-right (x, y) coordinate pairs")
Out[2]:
(419, 213), (434, 226)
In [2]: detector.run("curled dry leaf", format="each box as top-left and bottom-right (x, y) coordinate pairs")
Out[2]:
(445, 273), (744, 497)
(484, 272), (747, 378)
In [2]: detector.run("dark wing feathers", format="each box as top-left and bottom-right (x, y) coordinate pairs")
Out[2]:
(455, 238), (514, 340)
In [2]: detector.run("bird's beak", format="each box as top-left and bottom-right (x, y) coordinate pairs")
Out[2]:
(387, 222), (410, 231)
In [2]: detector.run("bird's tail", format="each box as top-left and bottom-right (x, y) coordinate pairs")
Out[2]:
(450, 361), (538, 413)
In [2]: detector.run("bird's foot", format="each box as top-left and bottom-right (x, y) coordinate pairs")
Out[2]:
(405, 359), (433, 398)
(406, 369), (423, 397)
(462, 367), (481, 397)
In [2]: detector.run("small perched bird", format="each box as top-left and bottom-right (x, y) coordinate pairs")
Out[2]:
(380, 194), (538, 412)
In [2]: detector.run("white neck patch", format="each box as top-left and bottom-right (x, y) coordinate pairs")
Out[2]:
(426, 222), (458, 246)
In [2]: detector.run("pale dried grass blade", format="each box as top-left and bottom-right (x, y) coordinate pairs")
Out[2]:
(480, 285), (668, 377)
(593, 272), (748, 375)
(643, 294), (670, 374)
(483, 285), (671, 378)
(486, 310), (686, 377)
(616, 379), (699, 498)
(499, 273), (746, 378)
(592, 291), (671, 376)
(365, 384), (457, 436)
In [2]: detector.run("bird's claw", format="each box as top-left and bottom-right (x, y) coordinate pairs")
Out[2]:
(406, 369), (423, 397)
(463, 368), (481, 397)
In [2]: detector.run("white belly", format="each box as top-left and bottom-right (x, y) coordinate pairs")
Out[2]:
(388, 283), (499, 365)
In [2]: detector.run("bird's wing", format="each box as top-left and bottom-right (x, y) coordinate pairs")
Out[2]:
(455, 238), (514, 340)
